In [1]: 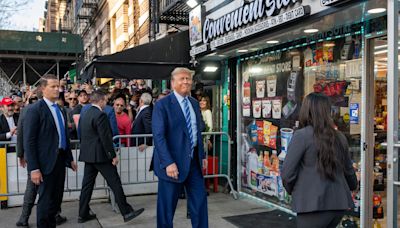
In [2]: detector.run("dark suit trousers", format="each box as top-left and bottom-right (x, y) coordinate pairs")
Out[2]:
(79, 162), (133, 218)
(157, 149), (208, 228)
(37, 153), (66, 228)
(297, 210), (345, 228)
(18, 173), (37, 223)
(18, 174), (62, 223)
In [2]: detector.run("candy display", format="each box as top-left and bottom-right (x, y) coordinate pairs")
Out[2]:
(243, 82), (251, 116)
(256, 80), (266, 98)
(272, 98), (282, 119)
(262, 99), (272, 118)
(253, 99), (262, 118)
(266, 75), (277, 97)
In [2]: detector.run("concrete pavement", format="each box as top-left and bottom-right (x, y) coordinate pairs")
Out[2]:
(0, 193), (273, 228)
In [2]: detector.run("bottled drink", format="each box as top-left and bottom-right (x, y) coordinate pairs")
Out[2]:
(258, 152), (264, 174)
(263, 151), (271, 175)
(271, 150), (280, 175)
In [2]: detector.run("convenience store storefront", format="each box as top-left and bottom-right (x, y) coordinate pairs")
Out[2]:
(189, 0), (400, 227)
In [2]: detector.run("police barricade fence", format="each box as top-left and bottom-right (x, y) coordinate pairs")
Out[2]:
(0, 140), (110, 208)
(0, 132), (236, 209)
(113, 132), (237, 200)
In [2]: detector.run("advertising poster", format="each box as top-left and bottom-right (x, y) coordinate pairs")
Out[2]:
(189, 5), (202, 46)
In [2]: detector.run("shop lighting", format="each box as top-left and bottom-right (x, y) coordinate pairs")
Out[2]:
(304, 29), (319, 34)
(374, 47), (400, 55)
(266, 40), (279, 44)
(203, 66), (218, 72)
(323, 43), (336, 47)
(249, 67), (262, 74)
(238, 49), (248, 53)
(186, 0), (198, 8)
(367, 8), (386, 14)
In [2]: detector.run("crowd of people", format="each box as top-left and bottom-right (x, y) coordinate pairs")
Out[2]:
(0, 69), (215, 228)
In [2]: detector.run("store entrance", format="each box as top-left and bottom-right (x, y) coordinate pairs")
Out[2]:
(366, 35), (400, 227)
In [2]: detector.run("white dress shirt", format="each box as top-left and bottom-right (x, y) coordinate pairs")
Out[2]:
(5, 116), (17, 143)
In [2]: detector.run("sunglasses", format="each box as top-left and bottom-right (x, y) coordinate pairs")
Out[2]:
(69, 98), (78, 101)
(115, 104), (124, 107)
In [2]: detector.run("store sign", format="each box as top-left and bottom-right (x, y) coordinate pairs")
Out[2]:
(320, 0), (347, 6)
(190, 44), (208, 56)
(190, 0), (311, 56)
(210, 5), (309, 49)
(321, 0), (339, 6)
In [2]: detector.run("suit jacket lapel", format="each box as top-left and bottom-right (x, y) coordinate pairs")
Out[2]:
(170, 93), (189, 137)
(13, 115), (18, 126)
(40, 99), (57, 130)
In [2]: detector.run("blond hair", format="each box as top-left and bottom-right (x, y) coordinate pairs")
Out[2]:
(171, 67), (195, 80)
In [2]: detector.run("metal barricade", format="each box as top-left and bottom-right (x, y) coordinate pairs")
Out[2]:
(201, 132), (238, 200)
(113, 132), (238, 200)
(0, 131), (238, 210)
(0, 140), (110, 208)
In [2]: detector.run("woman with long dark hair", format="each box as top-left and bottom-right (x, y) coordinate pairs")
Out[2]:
(281, 92), (358, 228)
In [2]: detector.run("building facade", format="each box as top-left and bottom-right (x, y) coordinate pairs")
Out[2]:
(44, 0), (69, 32)
(69, 0), (152, 63)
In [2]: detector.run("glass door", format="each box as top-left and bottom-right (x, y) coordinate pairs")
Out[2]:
(366, 32), (400, 228)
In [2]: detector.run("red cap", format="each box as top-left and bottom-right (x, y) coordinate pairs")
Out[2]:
(0, 97), (14, 105)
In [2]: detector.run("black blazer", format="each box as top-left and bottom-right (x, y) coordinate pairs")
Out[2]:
(23, 99), (73, 175)
(0, 113), (18, 141)
(17, 107), (29, 158)
(131, 106), (152, 146)
(281, 126), (358, 213)
(79, 106), (116, 163)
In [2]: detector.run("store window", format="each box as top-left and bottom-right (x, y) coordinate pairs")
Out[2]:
(238, 25), (364, 213)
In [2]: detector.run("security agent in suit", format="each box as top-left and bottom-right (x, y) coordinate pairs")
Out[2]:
(16, 90), (67, 227)
(23, 74), (77, 228)
(152, 67), (208, 228)
(78, 90), (144, 223)
(131, 92), (153, 150)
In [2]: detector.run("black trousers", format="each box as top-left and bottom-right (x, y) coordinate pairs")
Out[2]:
(79, 162), (133, 218)
(37, 153), (66, 228)
(18, 173), (63, 223)
(297, 210), (345, 228)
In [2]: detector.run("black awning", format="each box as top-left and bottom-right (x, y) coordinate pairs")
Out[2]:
(82, 30), (191, 80)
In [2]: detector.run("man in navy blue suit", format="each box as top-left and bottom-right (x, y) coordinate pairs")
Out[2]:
(152, 67), (208, 228)
(24, 74), (77, 228)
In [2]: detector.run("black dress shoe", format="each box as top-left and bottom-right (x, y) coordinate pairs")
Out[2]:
(123, 208), (145, 223)
(78, 214), (97, 223)
(55, 214), (67, 225)
(16, 221), (29, 227)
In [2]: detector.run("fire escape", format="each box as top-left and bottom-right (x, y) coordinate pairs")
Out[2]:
(150, 0), (193, 40)
(74, 0), (99, 63)
(158, 0), (191, 25)
(74, 0), (99, 37)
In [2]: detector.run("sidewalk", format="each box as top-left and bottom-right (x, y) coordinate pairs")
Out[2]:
(0, 193), (273, 228)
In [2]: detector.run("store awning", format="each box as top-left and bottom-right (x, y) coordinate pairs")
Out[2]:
(82, 30), (191, 80)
